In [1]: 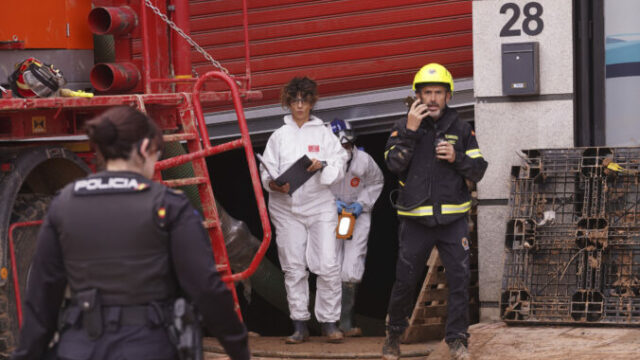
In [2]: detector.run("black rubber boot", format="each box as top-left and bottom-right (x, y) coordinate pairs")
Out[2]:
(320, 322), (344, 343)
(285, 320), (309, 344)
(340, 282), (362, 336)
(447, 338), (470, 360)
(382, 331), (401, 360)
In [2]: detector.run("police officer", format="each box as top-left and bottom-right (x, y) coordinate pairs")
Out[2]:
(329, 118), (384, 336)
(381, 64), (488, 360)
(10, 106), (250, 360)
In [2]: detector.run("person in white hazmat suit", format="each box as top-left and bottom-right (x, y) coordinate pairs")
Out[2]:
(260, 77), (348, 344)
(329, 118), (384, 337)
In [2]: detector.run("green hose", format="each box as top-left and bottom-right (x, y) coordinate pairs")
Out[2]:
(93, 35), (115, 63)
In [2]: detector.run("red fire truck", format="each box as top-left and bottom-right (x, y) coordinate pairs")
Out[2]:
(0, 0), (472, 356)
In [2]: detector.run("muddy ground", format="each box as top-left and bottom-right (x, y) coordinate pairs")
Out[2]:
(205, 335), (432, 359)
(205, 321), (640, 359)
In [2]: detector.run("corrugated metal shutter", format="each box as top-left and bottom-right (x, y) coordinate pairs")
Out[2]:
(140, 0), (472, 105)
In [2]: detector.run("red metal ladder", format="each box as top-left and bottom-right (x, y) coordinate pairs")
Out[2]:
(154, 72), (272, 318)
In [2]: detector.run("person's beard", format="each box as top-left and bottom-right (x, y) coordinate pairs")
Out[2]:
(428, 104), (443, 120)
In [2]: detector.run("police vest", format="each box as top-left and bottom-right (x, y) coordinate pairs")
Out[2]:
(54, 172), (177, 305)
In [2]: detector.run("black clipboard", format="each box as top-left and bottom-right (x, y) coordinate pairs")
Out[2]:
(258, 154), (318, 195)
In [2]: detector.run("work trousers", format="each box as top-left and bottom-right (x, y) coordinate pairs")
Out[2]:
(386, 216), (470, 342)
(55, 309), (177, 359)
(272, 208), (342, 323)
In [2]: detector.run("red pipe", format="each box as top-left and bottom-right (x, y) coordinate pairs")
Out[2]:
(241, 0), (252, 90)
(141, 2), (152, 94)
(8, 220), (43, 328)
(88, 6), (138, 35)
(172, 0), (193, 92)
(90, 63), (141, 92)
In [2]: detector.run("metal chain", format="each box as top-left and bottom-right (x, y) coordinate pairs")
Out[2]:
(143, 0), (232, 77)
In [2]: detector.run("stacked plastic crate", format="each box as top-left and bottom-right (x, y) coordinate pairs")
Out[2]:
(501, 147), (640, 324)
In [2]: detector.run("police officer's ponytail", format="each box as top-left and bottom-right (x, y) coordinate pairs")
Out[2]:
(86, 106), (164, 161)
(88, 118), (118, 146)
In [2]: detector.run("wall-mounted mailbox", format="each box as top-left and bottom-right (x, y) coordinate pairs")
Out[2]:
(502, 42), (539, 96)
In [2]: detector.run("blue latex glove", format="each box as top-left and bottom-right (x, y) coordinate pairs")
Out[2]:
(336, 200), (348, 214)
(346, 202), (363, 217)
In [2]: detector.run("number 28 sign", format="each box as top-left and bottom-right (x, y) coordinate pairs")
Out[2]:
(500, 2), (544, 37)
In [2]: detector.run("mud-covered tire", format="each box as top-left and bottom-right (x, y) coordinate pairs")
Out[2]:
(0, 194), (52, 356)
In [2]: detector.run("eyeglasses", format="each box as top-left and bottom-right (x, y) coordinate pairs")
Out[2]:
(290, 97), (310, 105)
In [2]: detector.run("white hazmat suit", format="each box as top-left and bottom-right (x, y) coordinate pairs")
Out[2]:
(330, 147), (384, 282)
(260, 115), (348, 322)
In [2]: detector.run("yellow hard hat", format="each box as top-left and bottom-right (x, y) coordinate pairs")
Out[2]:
(412, 63), (454, 92)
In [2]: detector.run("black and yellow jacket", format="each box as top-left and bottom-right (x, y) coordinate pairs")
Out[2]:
(384, 106), (488, 226)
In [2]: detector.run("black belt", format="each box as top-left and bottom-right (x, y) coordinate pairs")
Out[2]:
(67, 288), (172, 340)
(113, 305), (152, 326)
(91, 303), (170, 327)
(63, 303), (170, 332)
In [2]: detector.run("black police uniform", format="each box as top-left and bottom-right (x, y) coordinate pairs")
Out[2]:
(10, 171), (250, 360)
(384, 106), (488, 343)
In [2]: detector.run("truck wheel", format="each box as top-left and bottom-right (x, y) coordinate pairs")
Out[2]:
(0, 194), (52, 356)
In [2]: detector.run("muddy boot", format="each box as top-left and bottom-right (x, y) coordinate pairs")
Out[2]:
(339, 282), (362, 337)
(381, 332), (401, 360)
(446, 338), (470, 360)
(285, 320), (309, 344)
(320, 322), (344, 343)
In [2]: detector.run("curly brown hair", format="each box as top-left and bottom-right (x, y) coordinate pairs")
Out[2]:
(280, 76), (318, 108)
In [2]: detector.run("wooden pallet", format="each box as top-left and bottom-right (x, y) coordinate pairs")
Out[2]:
(401, 248), (448, 343)
(401, 214), (480, 343)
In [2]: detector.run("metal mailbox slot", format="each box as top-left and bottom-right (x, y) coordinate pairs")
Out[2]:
(502, 42), (540, 96)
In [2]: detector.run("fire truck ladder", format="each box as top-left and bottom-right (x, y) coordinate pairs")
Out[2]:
(154, 72), (271, 319)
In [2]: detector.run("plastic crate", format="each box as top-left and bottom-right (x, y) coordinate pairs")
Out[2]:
(502, 146), (640, 325)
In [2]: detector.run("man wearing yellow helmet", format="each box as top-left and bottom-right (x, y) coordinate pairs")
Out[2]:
(381, 63), (488, 360)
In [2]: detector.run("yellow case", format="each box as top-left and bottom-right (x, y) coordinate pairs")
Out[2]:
(336, 209), (356, 240)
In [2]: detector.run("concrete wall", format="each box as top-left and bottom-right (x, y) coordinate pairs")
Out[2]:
(472, 0), (575, 320)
